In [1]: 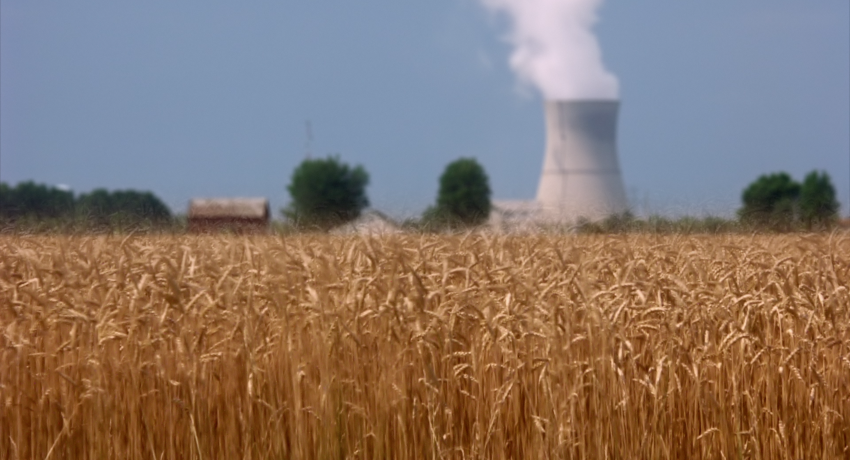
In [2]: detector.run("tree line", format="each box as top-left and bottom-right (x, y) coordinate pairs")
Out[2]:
(0, 181), (172, 230)
(284, 155), (842, 232)
(1, 163), (841, 233)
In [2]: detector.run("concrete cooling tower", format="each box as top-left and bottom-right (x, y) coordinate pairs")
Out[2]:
(536, 100), (628, 221)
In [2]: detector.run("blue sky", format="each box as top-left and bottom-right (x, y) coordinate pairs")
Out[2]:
(2, 1), (848, 218)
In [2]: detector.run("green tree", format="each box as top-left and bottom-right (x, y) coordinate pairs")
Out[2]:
(77, 188), (172, 228)
(0, 182), (171, 230)
(0, 181), (75, 221)
(0, 183), (13, 221)
(738, 172), (800, 230)
(799, 170), (839, 229)
(285, 156), (370, 229)
(429, 157), (491, 228)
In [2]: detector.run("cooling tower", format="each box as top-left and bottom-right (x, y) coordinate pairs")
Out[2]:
(536, 100), (628, 221)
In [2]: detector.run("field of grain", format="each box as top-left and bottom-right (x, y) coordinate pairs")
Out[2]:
(1, 233), (848, 459)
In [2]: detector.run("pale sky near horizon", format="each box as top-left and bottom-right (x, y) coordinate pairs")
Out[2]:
(2, 1), (848, 219)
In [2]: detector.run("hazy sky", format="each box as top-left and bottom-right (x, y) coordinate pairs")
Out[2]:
(2, 1), (848, 218)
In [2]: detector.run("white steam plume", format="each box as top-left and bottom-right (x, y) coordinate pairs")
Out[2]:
(479, 0), (619, 100)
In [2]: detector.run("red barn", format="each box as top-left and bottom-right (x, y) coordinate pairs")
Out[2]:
(188, 198), (270, 233)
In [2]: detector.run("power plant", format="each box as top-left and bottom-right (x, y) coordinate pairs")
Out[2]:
(535, 100), (628, 222)
(474, 0), (628, 228)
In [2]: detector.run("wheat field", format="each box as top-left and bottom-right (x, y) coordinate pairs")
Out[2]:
(1, 233), (848, 459)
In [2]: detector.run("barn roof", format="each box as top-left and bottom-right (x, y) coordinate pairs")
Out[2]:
(188, 198), (269, 219)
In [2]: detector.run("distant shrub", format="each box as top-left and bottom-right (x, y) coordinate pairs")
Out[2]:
(575, 213), (740, 234)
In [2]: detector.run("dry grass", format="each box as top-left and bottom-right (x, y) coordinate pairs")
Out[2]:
(1, 233), (849, 459)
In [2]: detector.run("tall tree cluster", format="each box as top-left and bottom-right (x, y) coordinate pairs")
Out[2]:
(0, 181), (75, 221)
(739, 171), (839, 230)
(0, 181), (172, 229)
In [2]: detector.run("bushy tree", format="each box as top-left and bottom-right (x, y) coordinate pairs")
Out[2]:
(799, 170), (839, 228)
(738, 172), (800, 229)
(285, 156), (370, 229)
(428, 157), (491, 228)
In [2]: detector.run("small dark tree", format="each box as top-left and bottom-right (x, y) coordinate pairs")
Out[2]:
(285, 156), (370, 229)
(799, 170), (839, 229)
(430, 157), (491, 227)
(738, 172), (800, 230)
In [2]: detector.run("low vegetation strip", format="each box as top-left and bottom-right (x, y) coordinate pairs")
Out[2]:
(1, 234), (848, 459)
